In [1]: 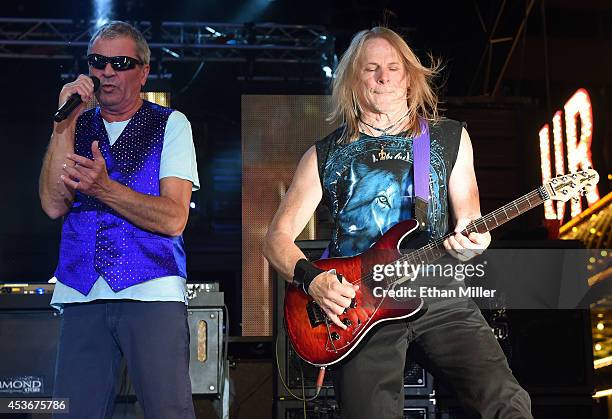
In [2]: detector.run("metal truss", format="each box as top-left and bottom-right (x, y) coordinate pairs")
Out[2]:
(468, 0), (536, 97)
(0, 18), (335, 80)
(156, 22), (334, 64)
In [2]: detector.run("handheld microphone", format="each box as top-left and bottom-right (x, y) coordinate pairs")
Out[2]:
(53, 76), (100, 123)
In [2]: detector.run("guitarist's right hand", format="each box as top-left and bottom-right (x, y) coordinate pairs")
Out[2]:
(308, 272), (359, 330)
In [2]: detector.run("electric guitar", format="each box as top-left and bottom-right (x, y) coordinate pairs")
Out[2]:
(283, 169), (599, 366)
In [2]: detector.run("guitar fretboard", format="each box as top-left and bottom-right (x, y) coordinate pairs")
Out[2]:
(382, 187), (547, 286)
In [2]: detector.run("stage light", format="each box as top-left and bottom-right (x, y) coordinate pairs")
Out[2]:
(93, 0), (113, 29)
(322, 66), (333, 78)
(232, 0), (272, 23)
(205, 26), (223, 37)
(162, 47), (180, 59)
(595, 356), (612, 369)
(597, 322), (604, 330)
(593, 388), (612, 398)
(190, 202), (196, 209)
(595, 343), (602, 351)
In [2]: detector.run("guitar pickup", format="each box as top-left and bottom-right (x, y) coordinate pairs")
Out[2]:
(306, 300), (326, 328)
(342, 298), (357, 314)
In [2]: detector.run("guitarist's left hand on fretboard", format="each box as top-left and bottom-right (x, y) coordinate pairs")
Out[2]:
(443, 217), (491, 262)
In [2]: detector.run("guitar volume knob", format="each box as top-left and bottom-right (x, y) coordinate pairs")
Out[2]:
(331, 332), (340, 340)
(342, 318), (352, 327)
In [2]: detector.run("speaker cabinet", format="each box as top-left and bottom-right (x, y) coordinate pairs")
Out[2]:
(0, 303), (224, 399)
(275, 398), (435, 419)
(275, 333), (433, 399)
(436, 395), (594, 419)
(506, 309), (593, 395)
(0, 310), (61, 398)
(115, 307), (224, 396)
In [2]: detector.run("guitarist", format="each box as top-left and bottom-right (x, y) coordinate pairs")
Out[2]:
(263, 27), (532, 419)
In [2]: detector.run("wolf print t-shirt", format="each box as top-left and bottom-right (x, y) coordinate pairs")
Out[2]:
(315, 118), (463, 257)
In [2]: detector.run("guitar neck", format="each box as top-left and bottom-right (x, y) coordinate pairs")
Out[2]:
(397, 186), (547, 268)
(464, 187), (547, 235)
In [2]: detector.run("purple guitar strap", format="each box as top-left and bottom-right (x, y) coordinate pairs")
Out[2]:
(412, 118), (430, 230)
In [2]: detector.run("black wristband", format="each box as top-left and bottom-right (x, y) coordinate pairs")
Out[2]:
(293, 258), (325, 294)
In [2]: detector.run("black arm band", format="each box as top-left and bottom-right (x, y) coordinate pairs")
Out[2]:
(293, 258), (325, 294)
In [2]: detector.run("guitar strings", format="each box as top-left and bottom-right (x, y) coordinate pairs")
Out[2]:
(347, 189), (544, 288)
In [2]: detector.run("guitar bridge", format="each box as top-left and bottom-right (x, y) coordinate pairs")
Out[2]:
(306, 300), (326, 328)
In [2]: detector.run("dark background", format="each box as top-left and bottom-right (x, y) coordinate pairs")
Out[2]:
(0, 0), (609, 331)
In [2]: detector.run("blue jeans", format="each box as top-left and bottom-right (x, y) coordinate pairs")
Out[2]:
(52, 300), (196, 419)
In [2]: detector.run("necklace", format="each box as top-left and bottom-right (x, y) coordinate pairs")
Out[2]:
(359, 111), (409, 136)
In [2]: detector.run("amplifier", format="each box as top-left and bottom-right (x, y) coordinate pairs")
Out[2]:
(0, 310), (61, 398)
(189, 306), (226, 395)
(0, 283), (54, 295)
(436, 395), (594, 419)
(0, 293), (225, 398)
(0, 283), (54, 309)
(276, 334), (433, 398)
(117, 306), (224, 396)
(275, 398), (435, 419)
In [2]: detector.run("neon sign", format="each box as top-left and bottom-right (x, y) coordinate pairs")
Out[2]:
(539, 88), (600, 221)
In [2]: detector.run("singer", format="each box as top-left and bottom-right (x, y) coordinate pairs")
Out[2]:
(38, 21), (199, 418)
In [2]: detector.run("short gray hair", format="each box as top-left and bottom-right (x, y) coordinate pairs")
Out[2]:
(88, 21), (151, 65)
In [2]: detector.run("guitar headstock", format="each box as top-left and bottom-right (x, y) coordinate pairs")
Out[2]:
(544, 169), (599, 202)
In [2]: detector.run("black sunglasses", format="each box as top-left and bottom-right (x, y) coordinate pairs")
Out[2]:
(87, 54), (144, 71)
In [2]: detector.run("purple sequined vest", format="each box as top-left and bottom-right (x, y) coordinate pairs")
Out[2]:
(54, 101), (187, 295)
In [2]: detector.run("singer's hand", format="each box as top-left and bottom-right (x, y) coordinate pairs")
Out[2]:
(60, 141), (112, 198)
(56, 75), (95, 124)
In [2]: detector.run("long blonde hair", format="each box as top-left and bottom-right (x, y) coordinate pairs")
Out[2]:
(329, 27), (441, 143)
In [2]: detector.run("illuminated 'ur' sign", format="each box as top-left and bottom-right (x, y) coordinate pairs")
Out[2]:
(539, 88), (600, 221)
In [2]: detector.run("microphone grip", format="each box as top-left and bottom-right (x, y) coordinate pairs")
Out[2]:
(53, 76), (100, 123)
(53, 94), (83, 123)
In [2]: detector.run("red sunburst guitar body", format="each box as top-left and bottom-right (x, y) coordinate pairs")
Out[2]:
(283, 219), (426, 367)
